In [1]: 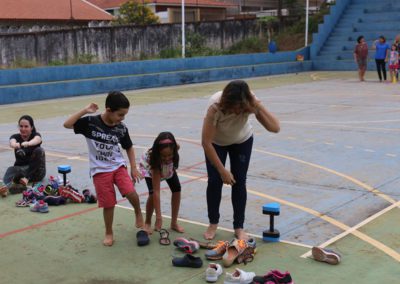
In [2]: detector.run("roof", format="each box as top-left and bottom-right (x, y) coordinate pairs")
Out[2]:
(0, 0), (113, 21)
(88, 0), (235, 9)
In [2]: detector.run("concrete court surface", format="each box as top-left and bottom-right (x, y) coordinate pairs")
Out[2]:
(0, 71), (399, 283)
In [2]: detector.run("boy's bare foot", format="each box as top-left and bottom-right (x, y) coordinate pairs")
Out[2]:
(103, 234), (114, 246)
(234, 229), (249, 241)
(170, 223), (184, 233)
(144, 223), (153, 235)
(135, 213), (144, 228)
(204, 224), (218, 240)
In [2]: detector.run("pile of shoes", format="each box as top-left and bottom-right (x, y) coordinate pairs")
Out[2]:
(14, 175), (97, 209)
(205, 238), (256, 267)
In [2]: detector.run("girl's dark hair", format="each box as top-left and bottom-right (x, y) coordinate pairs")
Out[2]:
(105, 91), (130, 112)
(149, 132), (179, 171)
(18, 115), (36, 134)
(379, 35), (386, 43)
(219, 80), (255, 113)
(357, 36), (364, 44)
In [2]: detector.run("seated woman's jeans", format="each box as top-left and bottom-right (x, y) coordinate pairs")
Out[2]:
(3, 147), (46, 187)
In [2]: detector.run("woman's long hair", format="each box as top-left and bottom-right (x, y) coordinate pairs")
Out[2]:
(219, 80), (255, 113)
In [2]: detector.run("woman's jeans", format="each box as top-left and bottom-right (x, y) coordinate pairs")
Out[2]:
(3, 147), (46, 187)
(205, 136), (253, 229)
(375, 59), (387, 81)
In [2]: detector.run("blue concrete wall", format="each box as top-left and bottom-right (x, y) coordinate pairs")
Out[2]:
(310, 0), (351, 59)
(0, 48), (310, 105)
(0, 49), (309, 86)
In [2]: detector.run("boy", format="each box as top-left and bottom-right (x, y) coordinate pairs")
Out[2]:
(63, 91), (143, 246)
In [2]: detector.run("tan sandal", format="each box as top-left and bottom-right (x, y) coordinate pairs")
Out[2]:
(189, 238), (217, 250)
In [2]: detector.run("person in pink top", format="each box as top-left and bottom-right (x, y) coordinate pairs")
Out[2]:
(353, 35), (369, 82)
(139, 132), (184, 234)
(388, 44), (399, 82)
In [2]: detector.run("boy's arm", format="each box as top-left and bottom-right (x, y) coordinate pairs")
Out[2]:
(126, 146), (142, 183)
(63, 103), (98, 129)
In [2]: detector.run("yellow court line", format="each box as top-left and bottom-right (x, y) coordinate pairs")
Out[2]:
(254, 149), (398, 205)
(301, 200), (400, 258)
(178, 172), (400, 262)
(115, 204), (312, 249)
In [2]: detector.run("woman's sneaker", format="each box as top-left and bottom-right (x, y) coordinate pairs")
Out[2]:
(312, 247), (341, 265)
(205, 263), (223, 283)
(224, 268), (255, 284)
(30, 200), (49, 213)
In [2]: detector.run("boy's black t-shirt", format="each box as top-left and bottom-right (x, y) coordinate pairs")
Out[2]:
(73, 114), (133, 177)
(9, 132), (42, 166)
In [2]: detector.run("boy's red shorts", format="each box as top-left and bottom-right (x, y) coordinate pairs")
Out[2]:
(93, 166), (135, 208)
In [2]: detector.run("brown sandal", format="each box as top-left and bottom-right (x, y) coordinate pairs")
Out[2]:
(159, 229), (171, 245)
(189, 238), (217, 249)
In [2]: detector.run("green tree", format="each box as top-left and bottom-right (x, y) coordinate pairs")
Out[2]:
(114, 1), (159, 25)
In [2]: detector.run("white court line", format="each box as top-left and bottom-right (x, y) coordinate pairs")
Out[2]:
(386, 154), (397, 157)
(115, 204), (312, 249)
(345, 145), (354, 149)
(300, 200), (400, 259)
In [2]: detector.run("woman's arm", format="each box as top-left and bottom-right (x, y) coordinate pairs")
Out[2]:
(251, 100), (280, 133)
(21, 135), (42, 148)
(201, 106), (236, 185)
(9, 138), (20, 149)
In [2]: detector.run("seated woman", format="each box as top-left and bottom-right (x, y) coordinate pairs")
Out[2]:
(0, 115), (46, 197)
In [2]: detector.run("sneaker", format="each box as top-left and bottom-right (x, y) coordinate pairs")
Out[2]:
(173, 237), (200, 254)
(205, 240), (230, 260)
(222, 239), (248, 267)
(59, 186), (84, 203)
(30, 200), (49, 213)
(224, 268), (255, 284)
(253, 270), (294, 284)
(205, 263), (223, 283)
(312, 247), (341, 265)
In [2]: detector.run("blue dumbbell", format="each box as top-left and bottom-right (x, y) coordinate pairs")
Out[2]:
(58, 165), (71, 186)
(262, 202), (280, 242)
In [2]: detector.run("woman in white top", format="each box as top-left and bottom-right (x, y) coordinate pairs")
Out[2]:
(202, 80), (280, 240)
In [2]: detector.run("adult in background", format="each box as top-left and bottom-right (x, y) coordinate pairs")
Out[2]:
(0, 115), (46, 197)
(353, 35), (368, 82)
(201, 80), (280, 240)
(372, 35), (390, 82)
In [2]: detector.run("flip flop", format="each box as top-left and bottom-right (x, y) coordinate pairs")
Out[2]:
(159, 229), (170, 245)
(136, 230), (150, 246)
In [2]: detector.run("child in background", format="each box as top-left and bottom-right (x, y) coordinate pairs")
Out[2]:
(63, 91), (144, 246)
(139, 132), (184, 234)
(389, 44), (399, 83)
